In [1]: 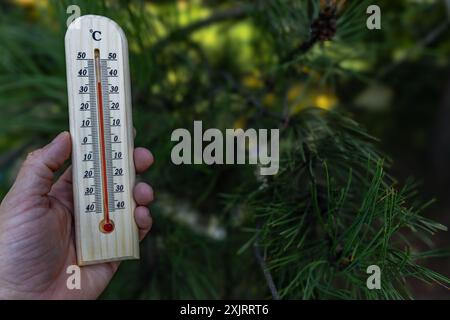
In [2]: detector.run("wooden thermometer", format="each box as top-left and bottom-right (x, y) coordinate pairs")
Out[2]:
(65, 15), (139, 265)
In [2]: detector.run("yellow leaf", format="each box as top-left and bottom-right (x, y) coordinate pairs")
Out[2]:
(233, 116), (247, 129)
(12, 0), (36, 6)
(242, 74), (264, 89)
(314, 93), (337, 110)
(262, 93), (276, 108)
(287, 83), (305, 102)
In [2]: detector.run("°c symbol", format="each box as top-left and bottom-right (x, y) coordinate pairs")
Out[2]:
(91, 30), (102, 41)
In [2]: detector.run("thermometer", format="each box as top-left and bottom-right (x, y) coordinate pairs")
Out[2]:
(65, 15), (139, 265)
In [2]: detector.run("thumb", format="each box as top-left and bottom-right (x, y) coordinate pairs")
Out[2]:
(11, 132), (71, 197)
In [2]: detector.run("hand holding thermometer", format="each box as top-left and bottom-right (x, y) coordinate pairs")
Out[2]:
(65, 15), (139, 265)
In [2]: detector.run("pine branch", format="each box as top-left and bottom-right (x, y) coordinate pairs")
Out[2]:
(253, 225), (281, 300)
(152, 6), (250, 52)
(281, 3), (338, 64)
(377, 20), (450, 80)
(281, 39), (317, 64)
(239, 108), (450, 299)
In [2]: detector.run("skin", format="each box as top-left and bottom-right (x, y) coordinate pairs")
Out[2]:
(0, 131), (154, 299)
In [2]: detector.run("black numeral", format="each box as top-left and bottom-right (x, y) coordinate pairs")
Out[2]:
(84, 170), (93, 178)
(116, 201), (125, 209)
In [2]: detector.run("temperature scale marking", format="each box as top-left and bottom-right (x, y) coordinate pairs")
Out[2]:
(94, 49), (114, 233)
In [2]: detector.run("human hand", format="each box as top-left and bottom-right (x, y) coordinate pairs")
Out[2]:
(0, 131), (154, 299)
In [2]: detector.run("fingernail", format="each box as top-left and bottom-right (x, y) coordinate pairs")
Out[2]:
(51, 131), (69, 144)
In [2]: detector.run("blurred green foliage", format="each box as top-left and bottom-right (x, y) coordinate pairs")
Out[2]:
(1, 0), (450, 299)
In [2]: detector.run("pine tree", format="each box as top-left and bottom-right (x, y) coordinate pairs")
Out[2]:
(0, 0), (449, 299)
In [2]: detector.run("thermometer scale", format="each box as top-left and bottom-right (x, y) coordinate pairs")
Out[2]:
(65, 15), (139, 265)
